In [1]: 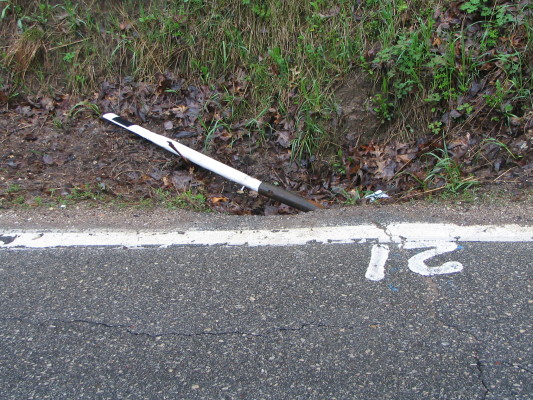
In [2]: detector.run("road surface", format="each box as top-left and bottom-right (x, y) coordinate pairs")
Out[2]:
(0, 209), (532, 399)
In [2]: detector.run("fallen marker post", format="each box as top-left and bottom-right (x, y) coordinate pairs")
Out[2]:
(102, 113), (321, 212)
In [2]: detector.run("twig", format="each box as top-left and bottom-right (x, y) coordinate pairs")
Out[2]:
(399, 186), (447, 200)
(113, 169), (144, 180)
(391, 158), (415, 180)
(493, 166), (516, 182)
(398, 176), (479, 200)
(47, 38), (89, 52)
(110, 160), (129, 176)
(168, 141), (192, 167)
(0, 126), (19, 144)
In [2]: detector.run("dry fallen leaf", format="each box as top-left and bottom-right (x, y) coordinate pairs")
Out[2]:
(0, 90), (8, 104)
(119, 21), (132, 31)
(210, 196), (229, 204)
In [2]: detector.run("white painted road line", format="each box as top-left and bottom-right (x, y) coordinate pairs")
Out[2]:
(0, 223), (531, 249)
(1, 223), (531, 282)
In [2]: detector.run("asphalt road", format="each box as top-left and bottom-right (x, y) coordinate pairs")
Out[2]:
(0, 221), (532, 399)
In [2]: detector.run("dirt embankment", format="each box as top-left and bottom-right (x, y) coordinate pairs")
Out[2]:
(0, 73), (531, 215)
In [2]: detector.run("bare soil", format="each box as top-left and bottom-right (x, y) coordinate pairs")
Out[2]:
(1, 190), (531, 231)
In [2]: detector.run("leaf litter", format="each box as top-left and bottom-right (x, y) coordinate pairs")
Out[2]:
(1, 73), (529, 215)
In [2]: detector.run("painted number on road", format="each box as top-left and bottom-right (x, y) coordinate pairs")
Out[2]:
(366, 241), (463, 281)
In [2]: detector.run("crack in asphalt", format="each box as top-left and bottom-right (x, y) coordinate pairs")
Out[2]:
(502, 362), (533, 376)
(432, 314), (533, 398)
(436, 317), (482, 343)
(434, 317), (490, 399)
(67, 319), (265, 338)
(3, 315), (528, 398)
(475, 357), (490, 400)
(372, 221), (397, 244)
(1, 316), (345, 339)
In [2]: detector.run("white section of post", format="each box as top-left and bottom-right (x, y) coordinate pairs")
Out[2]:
(102, 113), (262, 192)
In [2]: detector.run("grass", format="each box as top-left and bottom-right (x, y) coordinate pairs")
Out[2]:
(68, 100), (101, 118)
(151, 187), (209, 212)
(398, 123), (480, 199)
(0, 0), (531, 163)
(422, 149), (479, 195)
(0, 181), (210, 212)
(6, 183), (22, 193)
(339, 188), (375, 205)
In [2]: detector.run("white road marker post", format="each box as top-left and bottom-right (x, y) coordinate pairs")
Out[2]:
(102, 113), (321, 212)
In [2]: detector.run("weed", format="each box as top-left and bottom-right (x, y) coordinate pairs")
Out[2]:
(423, 149), (478, 195)
(291, 78), (335, 160)
(134, 197), (155, 209)
(6, 183), (21, 193)
(40, 183), (107, 207)
(151, 187), (209, 211)
(200, 117), (230, 151)
(53, 117), (63, 129)
(481, 137), (523, 160)
(332, 149), (348, 175)
(6, 26), (45, 77)
(341, 188), (372, 205)
(372, 93), (394, 122)
(268, 47), (289, 77)
(428, 121), (443, 135)
(61, 185), (104, 203)
(457, 103), (474, 115)
(291, 117), (325, 161)
(169, 191), (208, 212)
(62, 51), (76, 63)
(13, 195), (25, 205)
(68, 101), (100, 118)
(460, 0), (490, 15)
(1, 2), (11, 21)
(245, 99), (276, 144)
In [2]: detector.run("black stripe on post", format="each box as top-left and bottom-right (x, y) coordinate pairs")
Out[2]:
(112, 116), (135, 127)
(258, 182), (320, 212)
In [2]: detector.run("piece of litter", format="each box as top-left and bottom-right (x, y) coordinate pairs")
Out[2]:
(364, 190), (390, 202)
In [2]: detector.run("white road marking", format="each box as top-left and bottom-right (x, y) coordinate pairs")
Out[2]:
(1, 223), (531, 281)
(0, 223), (531, 249)
(365, 244), (389, 281)
(403, 241), (464, 276)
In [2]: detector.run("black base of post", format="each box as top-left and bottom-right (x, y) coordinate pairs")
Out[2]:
(258, 182), (320, 212)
